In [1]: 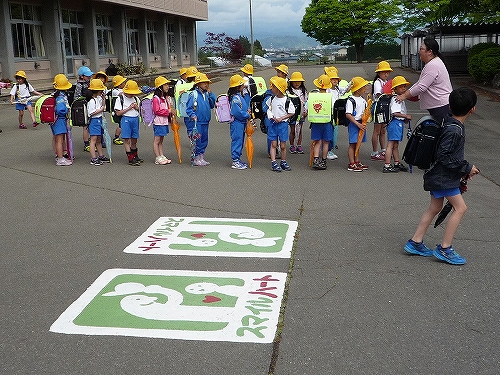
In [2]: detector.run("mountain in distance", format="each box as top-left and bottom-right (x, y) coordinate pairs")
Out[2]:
(258, 35), (328, 50)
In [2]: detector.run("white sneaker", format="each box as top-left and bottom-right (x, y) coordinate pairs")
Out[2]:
(56, 157), (72, 166)
(200, 154), (210, 165)
(327, 151), (338, 160)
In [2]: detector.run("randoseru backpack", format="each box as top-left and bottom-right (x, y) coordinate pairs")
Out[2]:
(250, 92), (273, 121)
(70, 97), (89, 127)
(178, 90), (198, 118)
(333, 96), (356, 126)
(140, 93), (155, 125)
(402, 115), (442, 170)
(287, 94), (302, 124)
(215, 94), (233, 123)
(372, 94), (394, 124)
(35, 95), (56, 123)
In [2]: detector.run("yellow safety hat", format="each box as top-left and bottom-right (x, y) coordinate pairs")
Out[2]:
(375, 60), (393, 72)
(350, 77), (370, 93)
(89, 78), (106, 91)
(123, 80), (142, 95)
(112, 75), (127, 88)
(155, 76), (171, 88)
(194, 73), (211, 84)
(325, 67), (341, 80)
(14, 70), (27, 79)
(270, 76), (288, 94)
(289, 71), (305, 82)
(241, 64), (254, 75)
(391, 76), (410, 89)
(186, 66), (198, 78)
(53, 74), (72, 91)
(179, 67), (188, 76)
(229, 74), (246, 88)
(275, 64), (289, 76)
(313, 74), (332, 89)
(94, 71), (108, 83)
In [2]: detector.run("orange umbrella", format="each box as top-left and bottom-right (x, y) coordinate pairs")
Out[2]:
(309, 140), (316, 166)
(171, 115), (182, 163)
(245, 119), (255, 168)
(355, 96), (373, 158)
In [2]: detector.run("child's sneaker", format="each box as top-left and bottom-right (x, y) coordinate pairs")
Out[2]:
(371, 152), (385, 161)
(113, 137), (124, 145)
(84, 144), (90, 152)
(296, 145), (304, 154)
(327, 151), (338, 160)
(356, 162), (368, 170)
(90, 157), (103, 166)
(289, 145), (297, 154)
(231, 160), (248, 170)
(56, 157), (72, 166)
(98, 156), (110, 163)
(129, 157), (141, 166)
(395, 162), (409, 172)
(404, 239), (434, 257)
(271, 160), (282, 172)
(347, 163), (362, 172)
(280, 160), (292, 171)
(33, 122), (39, 127)
(433, 245), (466, 265)
(19, 123), (27, 129)
(383, 165), (399, 173)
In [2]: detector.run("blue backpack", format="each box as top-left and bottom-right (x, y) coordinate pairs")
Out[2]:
(178, 90), (198, 118)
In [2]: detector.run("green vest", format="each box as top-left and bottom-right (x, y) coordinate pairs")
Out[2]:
(307, 91), (332, 123)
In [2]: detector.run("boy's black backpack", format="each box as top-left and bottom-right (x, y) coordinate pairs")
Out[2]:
(70, 96), (89, 127)
(372, 94), (393, 124)
(111, 96), (124, 123)
(250, 92), (272, 121)
(402, 115), (442, 170)
(66, 84), (76, 105)
(333, 96), (356, 126)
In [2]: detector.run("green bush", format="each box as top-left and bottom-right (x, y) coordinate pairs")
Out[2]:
(468, 46), (500, 82)
(468, 42), (499, 59)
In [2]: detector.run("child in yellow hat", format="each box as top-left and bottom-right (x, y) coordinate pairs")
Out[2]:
(10, 70), (43, 129)
(346, 76), (370, 171)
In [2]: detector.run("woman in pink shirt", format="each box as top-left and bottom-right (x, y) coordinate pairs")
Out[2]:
(397, 37), (452, 124)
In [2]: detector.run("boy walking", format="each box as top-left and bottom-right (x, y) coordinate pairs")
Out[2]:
(404, 87), (480, 265)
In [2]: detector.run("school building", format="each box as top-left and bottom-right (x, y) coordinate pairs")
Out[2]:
(400, 22), (500, 74)
(0, 0), (208, 82)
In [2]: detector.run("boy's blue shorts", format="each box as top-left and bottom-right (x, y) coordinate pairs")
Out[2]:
(267, 121), (288, 142)
(88, 117), (103, 136)
(347, 121), (366, 144)
(120, 115), (140, 139)
(311, 123), (333, 141)
(154, 125), (169, 137)
(430, 188), (461, 199)
(387, 118), (404, 141)
(51, 118), (67, 136)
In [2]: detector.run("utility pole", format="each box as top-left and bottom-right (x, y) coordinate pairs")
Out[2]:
(249, 0), (255, 66)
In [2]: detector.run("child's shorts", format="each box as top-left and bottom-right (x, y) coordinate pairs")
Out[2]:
(154, 125), (169, 137)
(387, 118), (404, 141)
(310, 123), (333, 141)
(347, 121), (365, 144)
(430, 188), (461, 199)
(267, 120), (288, 142)
(15, 102), (30, 111)
(88, 117), (103, 136)
(120, 115), (140, 139)
(51, 118), (67, 136)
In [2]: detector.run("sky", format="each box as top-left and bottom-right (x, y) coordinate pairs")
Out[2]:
(196, 0), (311, 45)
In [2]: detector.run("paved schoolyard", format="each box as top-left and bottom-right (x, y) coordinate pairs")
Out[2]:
(1, 63), (499, 374)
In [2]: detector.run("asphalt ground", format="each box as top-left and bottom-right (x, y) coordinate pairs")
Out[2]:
(1, 63), (499, 374)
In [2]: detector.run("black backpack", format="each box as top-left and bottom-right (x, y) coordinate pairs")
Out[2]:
(70, 96), (89, 127)
(372, 94), (393, 124)
(287, 94), (302, 124)
(250, 92), (272, 121)
(333, 96), (356, 126)
(402, 115), (442, 170)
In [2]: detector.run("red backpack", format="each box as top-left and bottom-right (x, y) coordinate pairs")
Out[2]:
(38, 96), (56, 123)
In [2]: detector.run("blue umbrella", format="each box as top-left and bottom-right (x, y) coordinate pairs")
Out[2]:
(101, 115), (113, 162)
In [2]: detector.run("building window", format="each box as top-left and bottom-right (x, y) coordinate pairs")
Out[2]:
(61, 9), (86, 56)
(167, 22), (175, 54)
(96, 14), (115, 56)
(147, 20), (158, 55)
(126, 17), (140, 60)
(181, 25), (188, 54)
(10, 2), (45, 58)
